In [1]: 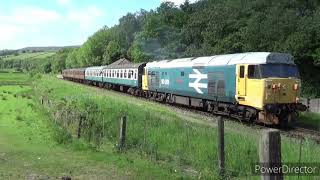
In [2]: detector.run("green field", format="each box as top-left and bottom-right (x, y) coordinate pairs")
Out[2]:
(0, 71), (31, 85)
(0, 72), (319, 179)
(1, 52), (55, 61)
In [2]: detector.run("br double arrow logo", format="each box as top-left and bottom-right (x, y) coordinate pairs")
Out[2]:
(189, 69), (208, 94)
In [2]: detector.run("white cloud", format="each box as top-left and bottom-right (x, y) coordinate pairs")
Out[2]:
(161, 0), (198, 6)
(57, 0), (72, 6)
(0, 6), (61, 25)
(0, 6), (62, 49)
(67, 5), (104, 29)
(0, 24), (23, 42)
(0, 4), (105, 49)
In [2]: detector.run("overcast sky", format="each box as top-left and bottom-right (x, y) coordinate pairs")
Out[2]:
(0, 0), (197, 50)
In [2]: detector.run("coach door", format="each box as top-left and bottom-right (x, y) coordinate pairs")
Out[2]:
(237, 65), (246, 98)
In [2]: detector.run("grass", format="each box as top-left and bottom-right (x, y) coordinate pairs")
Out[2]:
(0, 73), (182, 179)
(0, 71), (31, 85)
(299, 112), (320, 130)
(34, 75), (320, 179)
(1, 71), (319, 179)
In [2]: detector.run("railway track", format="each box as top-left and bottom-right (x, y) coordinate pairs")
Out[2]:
(61, 78), (320, 143)
(163, 101), (320, 143)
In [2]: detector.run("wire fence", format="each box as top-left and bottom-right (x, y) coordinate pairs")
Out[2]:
(38, 94), (315, 179)
(301, 98), (320, 113)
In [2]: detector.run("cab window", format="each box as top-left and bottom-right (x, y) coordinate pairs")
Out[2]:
(240, 66), (245, 78)
(248, 65), (261, 79)
(260, 64), (299, 78)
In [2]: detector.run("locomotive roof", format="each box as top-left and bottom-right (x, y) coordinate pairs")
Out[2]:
(145, 52), (295, 68)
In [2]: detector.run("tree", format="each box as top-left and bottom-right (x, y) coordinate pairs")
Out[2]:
(103, 41), (122, 65)
(52, 48), (74, 73)
(42, 62), (52, 73)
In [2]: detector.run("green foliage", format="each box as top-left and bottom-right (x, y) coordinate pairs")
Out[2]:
(42, 62), (52, 73)
(103, 41), (122, 65)
(51, 48), (74, 73)
(0, 52), (55, 73)
(127, 43), (151, 63)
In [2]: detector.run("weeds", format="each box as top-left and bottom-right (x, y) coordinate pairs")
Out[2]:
(16, 115), (23, 121)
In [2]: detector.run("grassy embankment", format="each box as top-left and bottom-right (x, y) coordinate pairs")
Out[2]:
(299, 112), (320, 130)
(32, 75), (320, 179)
(0, 72), (180, 179)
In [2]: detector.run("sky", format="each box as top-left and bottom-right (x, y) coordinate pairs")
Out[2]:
(0, 0), (197, 50)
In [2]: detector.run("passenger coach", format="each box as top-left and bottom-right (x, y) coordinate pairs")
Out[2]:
(101, 62), (145, 94)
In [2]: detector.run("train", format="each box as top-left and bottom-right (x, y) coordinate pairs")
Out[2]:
(62, 52), (307, 127)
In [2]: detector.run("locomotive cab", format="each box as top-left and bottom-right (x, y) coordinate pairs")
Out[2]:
(235, 63), (305, 126)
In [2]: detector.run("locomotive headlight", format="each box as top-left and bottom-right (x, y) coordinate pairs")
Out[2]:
(293, 83), (299, 90)
(272, 84), (277, 89)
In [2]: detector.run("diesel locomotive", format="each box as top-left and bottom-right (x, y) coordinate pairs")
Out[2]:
(62, 52), (307, 127)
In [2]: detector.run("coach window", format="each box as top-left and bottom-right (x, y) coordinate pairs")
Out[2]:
(181, 71), (184, 76)
(134, 71), (137, 80)
(124, 70), (127, 78)
(240, 66), (245, 78)
(128, 70), (131, 78)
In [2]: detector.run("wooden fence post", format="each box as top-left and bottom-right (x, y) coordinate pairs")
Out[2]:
(218, 116), (225, 176)
(118, 116), (127, 152)
(77, 116), (84, 139)
(307, 98), (310, 112)
(259, 129), (283, 180)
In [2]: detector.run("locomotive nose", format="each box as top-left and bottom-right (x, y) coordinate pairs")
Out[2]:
(264, 78), (300, 104)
